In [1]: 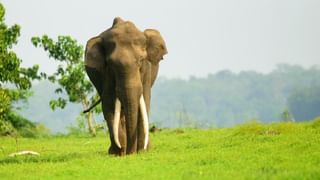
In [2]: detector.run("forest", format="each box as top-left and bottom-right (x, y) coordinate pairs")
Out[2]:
(151, 64), (320, 128)
(18, 64), (320, 133)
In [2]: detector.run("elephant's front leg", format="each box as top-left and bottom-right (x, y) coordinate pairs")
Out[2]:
(103, 105), (127, 156)
(102, 103), (120, 155)
(102, 88), (128, 156)
(101, 75), (125, 155)
(103, 112), (120, 155)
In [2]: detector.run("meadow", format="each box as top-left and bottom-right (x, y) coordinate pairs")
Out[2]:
(0, 119), (320, 179)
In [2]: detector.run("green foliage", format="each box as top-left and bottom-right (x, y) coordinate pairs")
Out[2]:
(0, 120), (319, 179)
(31, 35), (83, 64)
(49, 97), (66, 110)
(0, 109), (50, 138)
(0, 4), (23, 88)
(0, 3), (41, 89)
(0, 90), (32, 137)
(0, 88), (10, 117)
(0, 3), (43, 137)
(32, 35), (100, 135)
(6, 111), (35, 130)
(0, 119), (15, 136)
(32, 35), (93, 108)
(1, 110), (50, 138)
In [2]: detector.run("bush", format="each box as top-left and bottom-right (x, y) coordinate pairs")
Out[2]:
(0, 119), (16, 136)
(308, 116), (320, 129)
(0, 105), (51, 137)
(0, 89), (15, 136)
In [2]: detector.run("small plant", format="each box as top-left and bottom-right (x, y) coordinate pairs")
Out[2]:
(281, 109), (294, 122)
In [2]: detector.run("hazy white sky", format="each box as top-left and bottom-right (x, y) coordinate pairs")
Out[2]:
(2, 0), (320, 78)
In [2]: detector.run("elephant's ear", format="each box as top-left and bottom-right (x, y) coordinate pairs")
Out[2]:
(85, 36), (106, 96)
(144, 29), (168, 64)
(85, 36), (105, 72)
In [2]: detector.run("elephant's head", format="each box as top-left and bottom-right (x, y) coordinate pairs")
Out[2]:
(85, 17), (166, 154)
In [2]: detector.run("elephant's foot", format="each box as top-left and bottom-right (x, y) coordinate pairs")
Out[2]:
(108, 146), (120, 156)
(108, 146), (126, 156)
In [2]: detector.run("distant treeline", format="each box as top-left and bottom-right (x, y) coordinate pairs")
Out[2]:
(20, 64), (320, 132)
(151, 64), (320, 128)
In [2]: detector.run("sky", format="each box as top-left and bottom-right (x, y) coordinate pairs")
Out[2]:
(2, 0), (320, 79)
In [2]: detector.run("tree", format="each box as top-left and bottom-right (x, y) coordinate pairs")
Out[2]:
(0, 3), (41, 136)
(31, 35), (100, 136)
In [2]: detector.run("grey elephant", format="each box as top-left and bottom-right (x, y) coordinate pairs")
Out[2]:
(84, 17), (167, 155)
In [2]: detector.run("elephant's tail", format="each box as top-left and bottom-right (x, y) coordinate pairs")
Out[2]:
(83, 99), (102, 113)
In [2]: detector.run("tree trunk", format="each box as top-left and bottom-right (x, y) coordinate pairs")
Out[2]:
(87, 111), (96, 136)
(82, 99), (96, 136)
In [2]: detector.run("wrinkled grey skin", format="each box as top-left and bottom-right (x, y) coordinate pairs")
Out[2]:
(85, 17), (167, 155)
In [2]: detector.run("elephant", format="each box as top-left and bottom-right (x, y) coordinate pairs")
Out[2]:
(84, 17), (167, 155)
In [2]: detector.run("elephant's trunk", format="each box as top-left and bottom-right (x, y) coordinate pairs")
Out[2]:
(113, 68), (150, 154)
(120, 86), (141, 154)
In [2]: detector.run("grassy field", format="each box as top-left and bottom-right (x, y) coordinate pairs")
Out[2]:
(0, 119), (320, 179)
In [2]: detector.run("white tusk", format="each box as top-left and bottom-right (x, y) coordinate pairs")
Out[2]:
(139, 95), (149, 149)
(113, 98), (121, 148)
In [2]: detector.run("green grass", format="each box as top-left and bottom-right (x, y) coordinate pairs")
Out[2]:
(1, 119), (320, 179)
